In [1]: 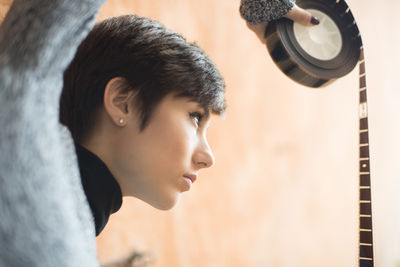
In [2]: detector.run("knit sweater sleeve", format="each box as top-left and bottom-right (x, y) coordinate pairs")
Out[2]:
(239, 0), (296, 24)
(0, 0), (105, 266)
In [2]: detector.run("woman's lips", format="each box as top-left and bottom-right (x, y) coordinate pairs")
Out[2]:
(181, 174), (197, 191)
(183, 174), (197, 184)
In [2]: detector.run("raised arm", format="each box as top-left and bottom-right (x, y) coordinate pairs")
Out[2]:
(0, 0), (105, 266)
(0, 0), (105, 75)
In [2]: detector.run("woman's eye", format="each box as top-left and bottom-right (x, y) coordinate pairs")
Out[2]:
(189, 112), (203, 126)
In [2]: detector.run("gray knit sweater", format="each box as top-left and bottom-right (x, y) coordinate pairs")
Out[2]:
(240, 0), (295, 24)
(0, 0), (104, 266)
(0, 1), (293, 266)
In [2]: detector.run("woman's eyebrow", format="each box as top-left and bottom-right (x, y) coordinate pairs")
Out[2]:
(196, 103), (210, 119)
(184, 98), (211, 119)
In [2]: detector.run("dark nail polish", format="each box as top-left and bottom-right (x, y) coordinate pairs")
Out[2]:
(311, 16), (320, 25)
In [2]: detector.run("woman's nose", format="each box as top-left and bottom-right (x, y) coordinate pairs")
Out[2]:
(193, 139), (215, 169)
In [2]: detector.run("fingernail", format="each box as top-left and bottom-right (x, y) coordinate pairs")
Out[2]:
(311, 16), (320, 25)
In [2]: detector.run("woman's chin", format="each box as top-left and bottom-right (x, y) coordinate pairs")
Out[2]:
(148, 194), (180, 211)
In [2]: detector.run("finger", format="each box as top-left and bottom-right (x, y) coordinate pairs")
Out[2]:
(283, 4), (319, 26)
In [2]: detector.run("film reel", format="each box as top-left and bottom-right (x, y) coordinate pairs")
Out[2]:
(265, 0), (362, 88)
(266, 1), (374, 266)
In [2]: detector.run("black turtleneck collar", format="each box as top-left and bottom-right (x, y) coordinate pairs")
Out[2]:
(75, 143), (123, 236)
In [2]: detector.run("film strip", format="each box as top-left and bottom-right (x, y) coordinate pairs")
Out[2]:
(265, 0), (373, 265)
(358, 47), (373, 266)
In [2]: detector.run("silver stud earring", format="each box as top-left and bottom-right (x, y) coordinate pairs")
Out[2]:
(119, 118), (124, 124)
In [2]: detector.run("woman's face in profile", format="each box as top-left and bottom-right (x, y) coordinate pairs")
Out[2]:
(110, 94), (215, 210)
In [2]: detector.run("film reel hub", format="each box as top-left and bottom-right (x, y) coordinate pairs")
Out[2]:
(293, 9), (342, 60)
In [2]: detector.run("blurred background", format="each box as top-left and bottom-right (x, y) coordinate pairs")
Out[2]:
(2, 0), (400, 266)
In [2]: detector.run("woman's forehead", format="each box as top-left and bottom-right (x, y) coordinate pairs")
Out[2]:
(170, 91), (222, 115)
(168, 94), (207, 110)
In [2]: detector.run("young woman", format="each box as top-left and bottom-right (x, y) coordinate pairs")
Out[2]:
(59, 14), (226, 236)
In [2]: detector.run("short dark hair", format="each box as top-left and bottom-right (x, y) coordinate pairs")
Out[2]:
(60, 14), (226, 142)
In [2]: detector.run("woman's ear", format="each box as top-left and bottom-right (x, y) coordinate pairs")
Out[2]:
(103, 77), (136, 127)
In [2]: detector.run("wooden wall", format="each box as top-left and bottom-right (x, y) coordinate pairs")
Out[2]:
(1, 0), (399, 266)
(96, 1), (400, 266)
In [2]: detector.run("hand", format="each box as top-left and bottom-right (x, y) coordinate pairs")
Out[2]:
(245, 4), (319, 44)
